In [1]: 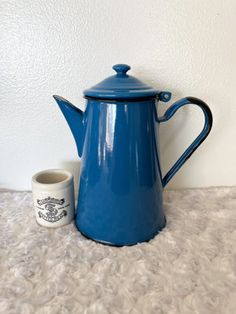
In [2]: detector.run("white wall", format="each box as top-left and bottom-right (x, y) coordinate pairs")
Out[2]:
(0, 0), (236, 190)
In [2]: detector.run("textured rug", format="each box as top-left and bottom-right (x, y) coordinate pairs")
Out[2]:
(0, 187), (235, 314)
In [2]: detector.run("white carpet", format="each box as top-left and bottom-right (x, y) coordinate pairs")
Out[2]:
(0, 187), (235, 314)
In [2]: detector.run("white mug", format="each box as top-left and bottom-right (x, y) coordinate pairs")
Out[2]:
(32, 169), (75, 228)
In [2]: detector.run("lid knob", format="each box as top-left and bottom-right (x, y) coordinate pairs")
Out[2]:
(112, 64), (131, 76)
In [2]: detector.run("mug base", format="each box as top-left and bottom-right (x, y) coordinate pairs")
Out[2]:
(36, 217), (74, 228)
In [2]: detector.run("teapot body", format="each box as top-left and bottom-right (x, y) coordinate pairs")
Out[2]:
(77, 98), (165, 245)
(53, 64), (212, 246)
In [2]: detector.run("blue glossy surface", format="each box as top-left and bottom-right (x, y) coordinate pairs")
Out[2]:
(53, 96), (85, 157)
(159, 97), (213, 187)
(84, 64), (160, 100)
(53, 65), (213, 246)
(77, 98), (165, 245)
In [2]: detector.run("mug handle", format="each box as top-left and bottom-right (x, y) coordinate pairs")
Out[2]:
(158, 96), (213, 187)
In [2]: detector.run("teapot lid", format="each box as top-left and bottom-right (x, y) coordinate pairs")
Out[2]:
(84, 64), (159, 100)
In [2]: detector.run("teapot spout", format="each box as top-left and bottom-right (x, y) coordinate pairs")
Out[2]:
(53, 95), (85, 157)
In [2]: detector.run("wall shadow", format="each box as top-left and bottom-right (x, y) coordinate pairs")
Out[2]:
(60, 160), (81, 200)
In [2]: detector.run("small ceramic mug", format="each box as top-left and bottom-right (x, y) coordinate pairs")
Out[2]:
(32, 169), (75, 228)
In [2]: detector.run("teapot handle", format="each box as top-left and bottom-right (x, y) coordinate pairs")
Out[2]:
(159, 96), (213, 187)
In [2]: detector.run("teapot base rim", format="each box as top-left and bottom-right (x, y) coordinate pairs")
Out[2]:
(75, 217), (166, 247)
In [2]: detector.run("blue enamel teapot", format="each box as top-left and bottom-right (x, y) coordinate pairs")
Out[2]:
(53, 64), (212, 246)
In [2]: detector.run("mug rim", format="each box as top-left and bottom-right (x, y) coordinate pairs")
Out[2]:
(32, 169), (73, 189)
